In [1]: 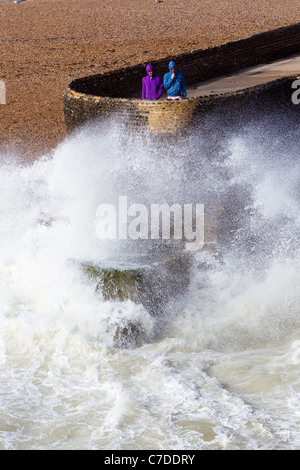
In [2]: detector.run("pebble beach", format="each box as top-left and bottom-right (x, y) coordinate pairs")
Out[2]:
(1, 0), (300, 159)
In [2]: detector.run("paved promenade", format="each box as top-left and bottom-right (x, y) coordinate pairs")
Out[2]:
(187, 54), (300, 97)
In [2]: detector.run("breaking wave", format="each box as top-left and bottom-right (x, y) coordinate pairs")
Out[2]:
(0, 109), (299, 449)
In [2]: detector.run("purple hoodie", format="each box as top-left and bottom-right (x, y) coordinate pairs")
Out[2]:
(142, 64), (164, 100)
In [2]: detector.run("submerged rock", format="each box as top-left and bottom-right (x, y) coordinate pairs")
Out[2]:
(77, 249), (192, 348)
(113, 320), (148, 349)
(81, 250), (192, 316)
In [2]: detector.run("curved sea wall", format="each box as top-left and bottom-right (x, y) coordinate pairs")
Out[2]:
(63, 23), (300, 134)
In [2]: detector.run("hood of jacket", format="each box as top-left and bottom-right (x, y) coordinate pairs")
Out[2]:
(146, 64), (153, 74)
(168, 61), (176, 72)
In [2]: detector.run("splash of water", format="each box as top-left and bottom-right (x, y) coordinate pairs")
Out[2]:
(0, 116), (299, 347)
(0, 112), (299, 449)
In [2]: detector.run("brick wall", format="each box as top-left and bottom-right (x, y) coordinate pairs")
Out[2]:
(63, 23), (300, 134)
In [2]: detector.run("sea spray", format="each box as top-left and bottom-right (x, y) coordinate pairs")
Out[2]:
(0, 111), (299, 448)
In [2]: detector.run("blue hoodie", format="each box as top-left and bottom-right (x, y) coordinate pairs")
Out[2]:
(163, 61), (187, 97)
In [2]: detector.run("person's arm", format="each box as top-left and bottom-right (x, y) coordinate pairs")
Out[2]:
(142, 78), (146, 99)
(157, 77), (164, 99)
(163, 73), (173, 92)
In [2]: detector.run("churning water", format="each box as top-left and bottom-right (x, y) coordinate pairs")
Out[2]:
(0, 106), (299, 450)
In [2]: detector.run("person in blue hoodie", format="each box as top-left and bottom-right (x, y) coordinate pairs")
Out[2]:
(163, 61), (187, 99)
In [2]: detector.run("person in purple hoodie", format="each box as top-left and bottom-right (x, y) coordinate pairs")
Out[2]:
(142, 64), (164, 100)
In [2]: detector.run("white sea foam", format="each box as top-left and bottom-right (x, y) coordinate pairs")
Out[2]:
(0, 118), (299, 449)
